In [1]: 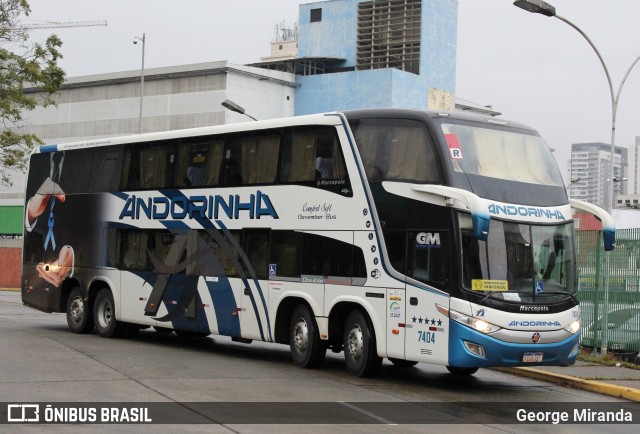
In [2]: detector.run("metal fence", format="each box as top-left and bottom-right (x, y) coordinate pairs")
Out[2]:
(577, 229), (640, 353)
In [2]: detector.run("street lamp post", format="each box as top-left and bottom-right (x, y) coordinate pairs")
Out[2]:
(513, 0), (640, 356)
(221, 99), (258, 121)
(133, 33), (146, 134)
(514, 0), (640, 213)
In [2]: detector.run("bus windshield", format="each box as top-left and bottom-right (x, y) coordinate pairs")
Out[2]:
(440, 122), (564, 187)
(461, 216), (576, 302)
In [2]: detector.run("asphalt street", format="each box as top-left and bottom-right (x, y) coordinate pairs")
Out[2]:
(0, 290), (638, 432)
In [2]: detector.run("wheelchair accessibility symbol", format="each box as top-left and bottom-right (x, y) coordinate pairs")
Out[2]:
(269, 264), (277, 276)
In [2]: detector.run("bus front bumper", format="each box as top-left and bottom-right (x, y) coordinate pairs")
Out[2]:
(448, 321), (580, 368)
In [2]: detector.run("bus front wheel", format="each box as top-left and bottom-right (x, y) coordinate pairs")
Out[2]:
(93, 288), (129, 338)
(289, 305), (326, 369)
(66, 287), (94, 334)
(343, 310), (382, 377)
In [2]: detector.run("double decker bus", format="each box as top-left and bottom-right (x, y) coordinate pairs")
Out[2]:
(21, 109), (614, 377)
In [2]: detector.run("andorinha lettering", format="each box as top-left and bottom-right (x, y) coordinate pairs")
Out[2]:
(488, 204), (565, 220)
(508, 320), (562, 327)
(119, 191), (278, 221)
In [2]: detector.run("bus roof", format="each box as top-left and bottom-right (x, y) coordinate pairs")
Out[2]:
(34, 112), (345, 154)
(34, 108), (537, 154)
(343, 108), (537, 133)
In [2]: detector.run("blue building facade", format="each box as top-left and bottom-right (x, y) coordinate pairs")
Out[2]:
(295, 0), (458, 115)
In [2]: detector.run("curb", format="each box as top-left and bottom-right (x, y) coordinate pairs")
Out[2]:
(0, 288), (20, 292)
(496, 367), (640, 402)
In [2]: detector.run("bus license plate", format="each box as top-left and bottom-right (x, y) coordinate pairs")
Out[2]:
(522, 352), (543, 363)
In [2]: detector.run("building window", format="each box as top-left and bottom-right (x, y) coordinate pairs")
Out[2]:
(357, 0), (422, 74)
(310, 8), (322, 23)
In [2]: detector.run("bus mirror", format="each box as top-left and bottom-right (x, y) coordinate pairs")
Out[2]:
(569, 199), (615, 251)
(473, 214), (490, 241)
(410, 185), (490, 241)
(603, 229), (616, 252)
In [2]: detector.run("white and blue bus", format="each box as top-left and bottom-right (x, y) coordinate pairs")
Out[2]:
(21, 109), (614, 377)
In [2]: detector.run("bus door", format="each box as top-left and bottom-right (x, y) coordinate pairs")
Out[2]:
(240, 229), (272, 341)
(404, 230), (450, 365)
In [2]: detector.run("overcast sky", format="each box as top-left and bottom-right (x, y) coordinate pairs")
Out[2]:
(21, 0), (640, 185)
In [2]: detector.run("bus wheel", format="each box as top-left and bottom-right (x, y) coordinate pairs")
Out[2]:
(343, 310), (382, 377)
(446, 366), (479, 376)
(66, 287), (94, 334)
(289, 305), (326, 369)
(93, 288), (128, 338)
(389, 358), (418, 368)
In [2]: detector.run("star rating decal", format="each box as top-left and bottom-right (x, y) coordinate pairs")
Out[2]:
(411, 315), (444, 328)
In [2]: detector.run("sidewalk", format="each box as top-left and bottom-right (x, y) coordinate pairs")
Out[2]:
(497, 361), (640, 402)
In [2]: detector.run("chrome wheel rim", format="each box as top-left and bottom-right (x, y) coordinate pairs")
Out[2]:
(346, 324), (363, 361)
(69, 296), (84, 324)
(97, 298), (112, 329)
(293, 317), (309, 354)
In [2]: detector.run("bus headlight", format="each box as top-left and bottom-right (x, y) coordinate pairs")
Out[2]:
(448, 309), (501, 334)
(564, 320), (580, 334)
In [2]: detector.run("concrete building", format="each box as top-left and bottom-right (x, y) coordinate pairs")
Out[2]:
(568, 142), (628, 209)
(24, 61), (296, 144)
(293, 0), (457, 115)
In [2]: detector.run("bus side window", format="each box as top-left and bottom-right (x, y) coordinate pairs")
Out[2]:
(270, 231), (301, 278)
(120, 146), (134, 190)
(383, 230), (407, 276)
(224, 133), (280, 186)
(148, 231), (187, 274)
(123, 142), (176, 190)
(302, 233), (360, 278)
(223, 138), (243, 186)
(118, 230), (148, 271)
(315, 130), (347, 181)
(408, 230), (449, 288)
(351, 123), (385, 181)
(243, 230), (270, 279)
(280, 131), (317, 183)
(175, 139), (224, 188)
(90, 147), (122, 192)
(192, 230), (241, 278)
(351, 119), (441, 184)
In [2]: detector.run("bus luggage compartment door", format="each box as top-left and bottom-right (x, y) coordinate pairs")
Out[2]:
(404, 286), (449, 365)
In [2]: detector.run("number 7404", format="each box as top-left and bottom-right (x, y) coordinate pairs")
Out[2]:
(417, 330), (435, 344)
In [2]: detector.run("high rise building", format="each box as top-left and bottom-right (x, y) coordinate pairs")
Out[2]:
(629, 137), (640, 195)
(568, 142), (628, 209)
(293, 0), (458, 115)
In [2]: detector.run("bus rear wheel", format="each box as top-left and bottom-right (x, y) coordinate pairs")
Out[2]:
(446, 366), (479, 376)
(93, 288), (129, 338)
(66, 287), (94, 334)
(343, 309), (382, 377)
(289, 305), (326, 369)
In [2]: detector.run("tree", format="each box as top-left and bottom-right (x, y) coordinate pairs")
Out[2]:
(0, 0), (64, 186)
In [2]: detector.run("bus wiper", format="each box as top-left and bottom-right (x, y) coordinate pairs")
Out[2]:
(482, 291), (530, 303)
(535, 290), (578, 304)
